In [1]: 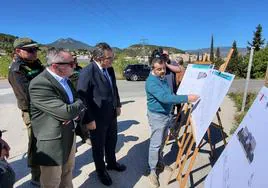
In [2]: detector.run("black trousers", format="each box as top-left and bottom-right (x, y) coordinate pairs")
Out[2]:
(89, 104), (118, 171)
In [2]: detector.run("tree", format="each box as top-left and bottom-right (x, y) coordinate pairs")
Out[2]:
(214, 47), (224, 69)
(232, 40), (239, 57)
(113, 53), (138, 79)
(227, 40), (247, 77)
(196, 52), (200, 61)
(210, 35), (214, 62)
(247, 24), (265, 51)
(216, 47), (220, 59)
(251, 47), (268, 78)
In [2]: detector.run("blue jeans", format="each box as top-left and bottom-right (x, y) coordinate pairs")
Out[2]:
(147, 110), (172, 171)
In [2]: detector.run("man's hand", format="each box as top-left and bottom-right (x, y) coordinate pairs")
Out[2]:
(62, 115), (81, 125)
(116, 107), (121, 116)
(187, 94), (200, 103)
(86, 121), (96, 130)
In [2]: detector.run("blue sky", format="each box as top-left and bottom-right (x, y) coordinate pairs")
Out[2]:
(1, 0), (268, 50)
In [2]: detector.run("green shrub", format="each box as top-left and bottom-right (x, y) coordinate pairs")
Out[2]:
(113, 53), (138, 79)
(228, 92), (257, 134)
(229, 112), (246, 134)
(0, 55), (11, 78)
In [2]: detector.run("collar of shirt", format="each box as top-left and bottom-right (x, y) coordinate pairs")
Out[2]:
(151, 72), (165, 81)
(46, 67), (73, 103)
(46, 67), (67, 83)
(94, 60), (104, 71)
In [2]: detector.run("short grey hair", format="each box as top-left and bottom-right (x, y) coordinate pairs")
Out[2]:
(46, 48), (68, 65)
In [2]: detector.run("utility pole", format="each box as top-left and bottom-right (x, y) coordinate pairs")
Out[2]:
(140, 38), (148, 65)
(241, 47), (254, 112)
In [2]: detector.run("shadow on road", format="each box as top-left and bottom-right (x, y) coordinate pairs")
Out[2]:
(9, 152), (32, 187)
(80, 139), (150, 188)
(118, 120), (139, 133)
(163, 122), (227, 187)
(121, 100), (135, 106)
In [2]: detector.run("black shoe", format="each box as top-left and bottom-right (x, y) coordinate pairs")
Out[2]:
(106, 163), (126, 172)
(97, 170), (112, 186)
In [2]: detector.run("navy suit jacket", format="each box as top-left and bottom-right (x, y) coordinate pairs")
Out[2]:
(77, 61), (121, 124)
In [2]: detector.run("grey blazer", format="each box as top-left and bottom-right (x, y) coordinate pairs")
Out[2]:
(29, 69), (84, 166)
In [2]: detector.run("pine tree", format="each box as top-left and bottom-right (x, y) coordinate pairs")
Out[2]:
(214, 47), (223, 69)
(226, 40), (247, 77)
(232, 40), (238, 58)
(210, 35), (214, 62)
(197, 52), (200, 61)
(216, 47), (220, 59)
(247, 24), (265, 51)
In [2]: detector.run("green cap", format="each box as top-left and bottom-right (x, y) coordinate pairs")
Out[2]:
(13, 37), (39, 49)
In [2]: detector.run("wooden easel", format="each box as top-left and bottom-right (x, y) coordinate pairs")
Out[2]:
(170, 103), (201, 188)
(265, 65), (268, 87)
(166, 48), (234, 187)
(206, 48), (234, 156)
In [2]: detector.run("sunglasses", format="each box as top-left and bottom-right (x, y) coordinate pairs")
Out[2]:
(56, 62), (75, 67)
(103, 56), (114, 60)
(20, 48), (38, 53)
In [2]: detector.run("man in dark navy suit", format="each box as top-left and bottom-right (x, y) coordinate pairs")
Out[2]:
(77, 42), (126, 186)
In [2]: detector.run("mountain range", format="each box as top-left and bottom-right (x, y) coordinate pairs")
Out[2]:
(47, 38), (93, 50)
(46, 38), (247, 56)
(186, 47), (248, 56)
(0, 33), (247, 57)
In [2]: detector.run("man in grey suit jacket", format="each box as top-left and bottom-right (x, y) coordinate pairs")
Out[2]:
(29, 49), (85, 187)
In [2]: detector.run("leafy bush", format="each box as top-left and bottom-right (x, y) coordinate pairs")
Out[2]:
(227, 47), (267, 79)
(113, 53), (138, 79)
(228, 92), (257, 134)
(0, 55), (11, 78)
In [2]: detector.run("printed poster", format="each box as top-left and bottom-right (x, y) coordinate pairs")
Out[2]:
(177, 64), (235, 144)
(205, 86), (268, 188)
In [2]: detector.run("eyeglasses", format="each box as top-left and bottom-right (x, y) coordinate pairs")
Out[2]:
(20, 48), (38, 53)
(56, 62), (75, 67)
(103, 56), (114, 60)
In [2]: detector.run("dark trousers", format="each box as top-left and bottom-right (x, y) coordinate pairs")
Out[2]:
(90, 105), (117, 171)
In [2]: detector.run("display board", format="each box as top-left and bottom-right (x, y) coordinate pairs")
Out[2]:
(205, 86), (268, 188)
(177, 64), (235, 144)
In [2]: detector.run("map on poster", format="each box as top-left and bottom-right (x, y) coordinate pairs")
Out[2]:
(205, 86), (268, 188)
(177, 64), (235, 144)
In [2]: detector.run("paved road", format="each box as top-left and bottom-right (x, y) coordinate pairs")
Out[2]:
(0, 78), (254, 187)
(0, 78), (265, 105)
(0, 79), (265, 106)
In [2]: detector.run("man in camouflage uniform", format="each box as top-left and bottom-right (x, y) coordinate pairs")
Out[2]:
(8, 37), (44, 186)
